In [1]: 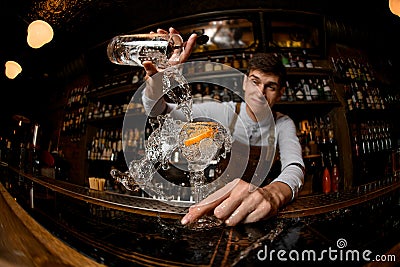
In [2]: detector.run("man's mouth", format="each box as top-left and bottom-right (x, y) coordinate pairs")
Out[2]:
(250, 96), (267, 106)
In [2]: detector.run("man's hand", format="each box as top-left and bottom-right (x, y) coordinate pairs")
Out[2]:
(181, 179), (292, 226)
(143, 27), (197, 79)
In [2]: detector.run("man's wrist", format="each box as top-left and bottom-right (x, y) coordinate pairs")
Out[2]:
(263, 182), (292, 207)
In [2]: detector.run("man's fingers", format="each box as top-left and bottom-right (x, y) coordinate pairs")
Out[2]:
(169, 27), (180, 35)
(180, 33), (197, 62)
(143, 61), (158, 78)
(156, 28), (169, 34)
(181, 203), (215, 225)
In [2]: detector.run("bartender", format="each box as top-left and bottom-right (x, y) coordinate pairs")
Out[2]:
(142, 27), (305, 226)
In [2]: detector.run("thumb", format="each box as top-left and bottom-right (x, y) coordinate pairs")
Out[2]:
(143, 61), (158, 79)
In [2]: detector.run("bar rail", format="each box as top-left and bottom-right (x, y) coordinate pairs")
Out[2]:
(2, 162), (400, 219)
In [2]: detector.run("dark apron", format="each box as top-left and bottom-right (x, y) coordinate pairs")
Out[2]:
(215, 103), (280, 187)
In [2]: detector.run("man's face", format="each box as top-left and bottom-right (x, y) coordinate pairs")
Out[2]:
(243, 69), (285, 121)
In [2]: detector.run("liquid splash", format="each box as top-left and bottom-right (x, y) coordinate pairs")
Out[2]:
(111, 64), (232, 208)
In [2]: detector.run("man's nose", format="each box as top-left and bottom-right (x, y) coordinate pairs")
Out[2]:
(260, 85), (268, 95)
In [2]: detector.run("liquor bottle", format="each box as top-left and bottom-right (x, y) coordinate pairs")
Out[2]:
(204, 56), (213, 72)
(241, 53), (248, 69)
(313, 117), (321, 148)
(322, 167), (331, 194)
(202, 85), (213, 102)
(221, 88), (232, 102)
(186, 61), (196, 74)
(322, 79), (332, 101)
(294, 81), (305, 101)
(213, 58), (223, 71)
(362, 83), (372, 109)
(116, 130), (124, 160)
(288, 52), (297, 68)
(303, 50), (314, 68)
(232, 78), (243, 102)
(301, 79), (312, 101)
(193, 83), (203, 104)
(281, 53), (290, 67)
(223, 56), (231, 69)
(349, 83), (360, 109)
(309, 78), (319, 100)
(296, 55), (305, 68)
(212, 85), (221, 102)
(315, 78), (324, 100)
(232, 55), (241, 69)
(331, 164), (339, 192)
(328, 129), (339, 167)
(352, 134), (360, 158)
(285, 81), (295, 102)
(354, 82), (365, 109)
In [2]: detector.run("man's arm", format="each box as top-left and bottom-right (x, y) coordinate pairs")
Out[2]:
(272, 115), (305, 200)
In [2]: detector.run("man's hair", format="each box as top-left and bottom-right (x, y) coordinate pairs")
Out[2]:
(247, 53), (287, 87)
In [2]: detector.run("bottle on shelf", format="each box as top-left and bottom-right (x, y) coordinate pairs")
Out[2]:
(213, 58), (223, 71)
(232, 55), (241, 69)
(212, 85), (221, 102)
(300, 79), (312, 101)
(303, 50), (314, 68)
(285, 81), (294, 102)
(294, 81), (305, 101)
(241, 53), (248, 69)
(309, 78), (319, 100)
(223, 56), (232, 69)
(221, 88), (232, 102)
(204, 56), (213, 72)
(322, 79), (332, 101)
(296, 55), (305, 68)
(288, 52), (297, 68)
(193, 83), (203, 104)
(281, 52), (290, 68)
(322, 166), (331, 194)
(202, 84), (213, 102)
(331, 164), (339, 193)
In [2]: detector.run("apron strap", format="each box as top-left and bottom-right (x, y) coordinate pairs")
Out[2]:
(229, 102), (241, 135)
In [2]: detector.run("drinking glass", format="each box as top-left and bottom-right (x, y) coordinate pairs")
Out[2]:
(107, 33), (184, 69)
(179, 121), (231, 202)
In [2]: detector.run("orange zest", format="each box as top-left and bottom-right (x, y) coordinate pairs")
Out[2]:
(184, 127), (216, 146)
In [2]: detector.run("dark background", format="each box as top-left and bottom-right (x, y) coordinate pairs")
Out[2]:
(0, 0), (399, 134)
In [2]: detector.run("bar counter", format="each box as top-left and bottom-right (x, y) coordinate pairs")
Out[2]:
(0, 163), (104, 267)
(1, 162), (399, 266)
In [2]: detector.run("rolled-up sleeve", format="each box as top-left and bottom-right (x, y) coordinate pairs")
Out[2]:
(271, 115), (305, 200)
(142, 93), (169, 117)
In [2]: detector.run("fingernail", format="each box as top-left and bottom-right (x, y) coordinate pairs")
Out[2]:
(181, 214), (191, 225)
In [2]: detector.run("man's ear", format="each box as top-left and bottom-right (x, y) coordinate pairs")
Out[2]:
(279, 86), (286, 97)
(275, 86), (285, 101)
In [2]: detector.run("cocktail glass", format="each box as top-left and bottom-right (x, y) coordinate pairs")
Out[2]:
(179, 121), (231, 202)
(178, 120), (232, 229)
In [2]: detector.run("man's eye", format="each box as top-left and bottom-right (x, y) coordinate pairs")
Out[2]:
(251, 79), (259, 85)
(266, 83), (278, 91)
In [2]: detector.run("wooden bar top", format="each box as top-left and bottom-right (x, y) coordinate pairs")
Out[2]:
(0, 182), (105, 267)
